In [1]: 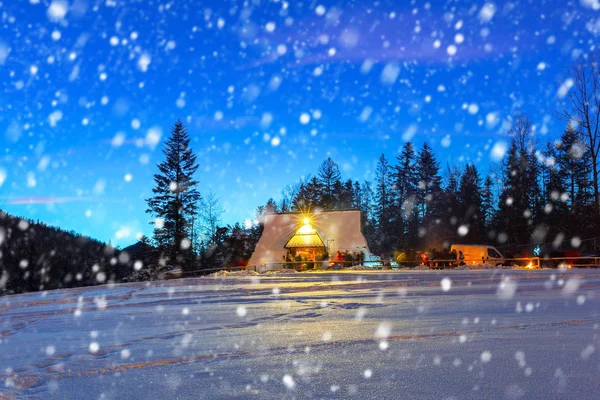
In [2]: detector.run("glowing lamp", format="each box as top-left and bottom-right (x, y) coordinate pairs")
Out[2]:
(303, 217), (310, 225)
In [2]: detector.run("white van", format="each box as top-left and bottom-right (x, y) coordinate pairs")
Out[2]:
(450, 244), (506, 266)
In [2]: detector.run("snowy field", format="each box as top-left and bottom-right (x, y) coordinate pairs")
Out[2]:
(2, 270), (600, 399)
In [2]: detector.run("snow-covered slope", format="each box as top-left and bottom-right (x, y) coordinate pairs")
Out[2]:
(1, 270), (600, 399)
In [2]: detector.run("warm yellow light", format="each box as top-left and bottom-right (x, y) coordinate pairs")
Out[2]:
(298, 224), (313, 234)
(303, 217), (310, 225)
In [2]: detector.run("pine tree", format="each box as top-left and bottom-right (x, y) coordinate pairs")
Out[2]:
(557, 127), (589, 210)
(317, 158), (341, 210)
(374, 154), (395, 255)
(352, 180), (362, 210)
(496, 118), (539, 246)
(357, 181), (377, 251)
(441, 163), (462, 241)
(146, 120), (201, 268)
(394, 142), (418, 211)
(340, 179), (354, 209)
(293, 176), (321, 211)
(394, 142), (418, 249)
(541, 142), (567, 241)
(555, 125), (594, 237)
(526, 147), (544, 224)
(497, 140), (522, 244)
(332, 179), (344, 209)
(481, 175), (495, 234)
(264, 198), (279, 214)
(457, 164), (484, 242)
(360, 181), (376, 230)
(416, 143), (442, 246)
(444, 164), (461, 197)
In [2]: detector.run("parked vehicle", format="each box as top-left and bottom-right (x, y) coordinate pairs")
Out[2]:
(450, 244), (506, 266)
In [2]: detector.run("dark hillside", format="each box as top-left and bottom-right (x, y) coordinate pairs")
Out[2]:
(0, 210), (138, 295)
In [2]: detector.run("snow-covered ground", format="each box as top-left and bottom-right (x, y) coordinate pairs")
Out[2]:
(2, 270), (600, 399)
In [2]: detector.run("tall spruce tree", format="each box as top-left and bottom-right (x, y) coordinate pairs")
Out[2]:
(394, 142), (418, 211)
(526, 146), (544, 225)
(339, 179), (355, 209)
(481, 175), (495, 235)
(416, 143), (442, 246)
(374, 154), (395, 255)
(352, 180), (362, 210)
(457, 164), (484, 242)
(146, 120), (201, 268)
(497, 140), (522, 244)
(394, 142), (418, 249)
(541, 142), (567, 241)
(360, 181), (377, 249)
(557, 126), (591, 212)
(496, 117), (539, 246)
(317, 158), (342, 210)
(556, 125), (594, 237)
(264, 198), (279, 214)
(441, 163), (462, 241)
(293, 176), (321, 211)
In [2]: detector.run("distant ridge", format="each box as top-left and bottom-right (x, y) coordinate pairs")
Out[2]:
(0, 210), (140, 295)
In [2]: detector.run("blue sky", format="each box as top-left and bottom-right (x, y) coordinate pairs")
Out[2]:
(1, 0), (599, 247)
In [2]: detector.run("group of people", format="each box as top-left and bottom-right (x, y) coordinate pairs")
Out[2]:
(284, 252), (310, 263)
(395, 248), (465, 268)
(330, 250), (365, 268)
(282, 250), (366, 270)
(283, 247), (468, 270)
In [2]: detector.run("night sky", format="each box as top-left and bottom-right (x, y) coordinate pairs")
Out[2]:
(1, 0), (599, 247)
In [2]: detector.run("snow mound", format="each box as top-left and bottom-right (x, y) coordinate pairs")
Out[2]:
(265, 268), (298, 274)
(229, 269), (259, 276)
(455, 263), (514, 270)
(208, 269), (259, 277)
(209, 270), (230, 277)
(344, 265), (372, 270)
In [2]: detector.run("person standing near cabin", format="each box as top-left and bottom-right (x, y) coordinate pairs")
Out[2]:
(418, 251), (426, 266)
(334, 251), (343, 269)
(344, 251), (352, 268)
(426, 249), (435, 267)
(458, 250), (465, 266)
(450, 249), (457, 268)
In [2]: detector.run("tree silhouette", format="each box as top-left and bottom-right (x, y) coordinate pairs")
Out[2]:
(146, 120), (200, 269)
